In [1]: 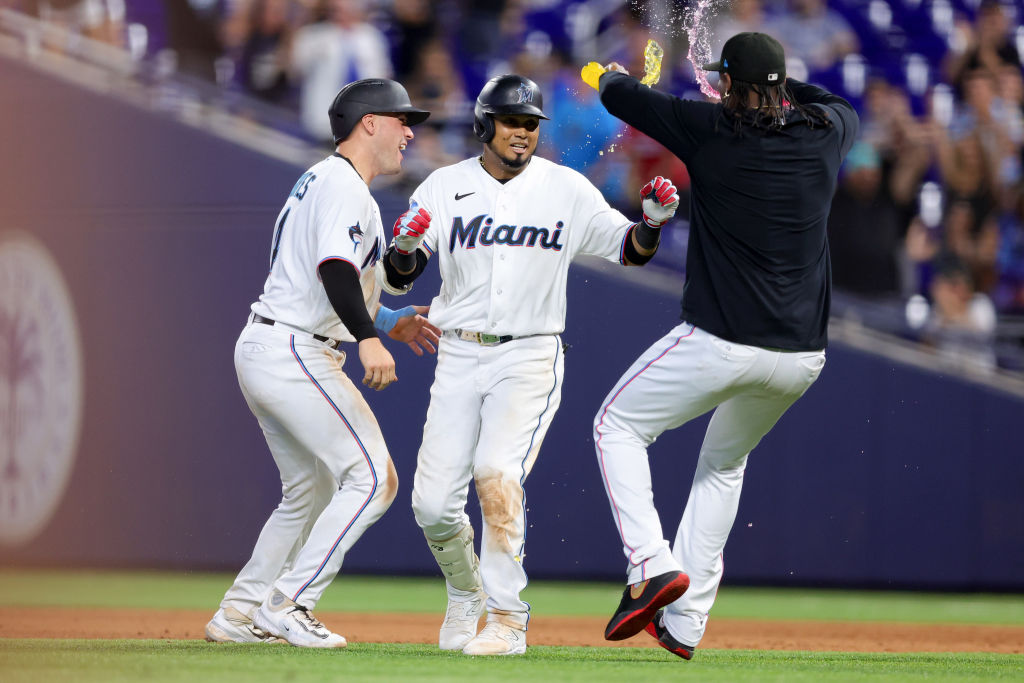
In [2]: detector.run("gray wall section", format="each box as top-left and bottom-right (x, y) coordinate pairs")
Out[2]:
(2, 55), (1021, 588)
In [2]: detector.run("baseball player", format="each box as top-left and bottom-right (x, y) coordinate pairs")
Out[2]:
(205, 78), (440, 648)
(380, 74), (681, 656)
(590, 33), (859, 659)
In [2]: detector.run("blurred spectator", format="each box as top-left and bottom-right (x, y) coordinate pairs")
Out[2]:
(291, 0), (393, 142)
(388, 0), (439, 80)
(943, 198), (1001, 294)
(232, 0), (296, 104)
(454, 1), (518, 96)
(945, 0), (1022, 94)
(994, 181), (1024, 312)
(828, 142), (906, 297)
(161, 0), (227, 81)
(541, 50), (627, 195)
(35, 0), (125, 46)
(710, 0), (766, 58)
(765, 0), (859, 72)
(936, 129), (999, 256)
(403, 38), (469, 123)
(910, 255), (998, 371)
(952, 68), (1023, 186)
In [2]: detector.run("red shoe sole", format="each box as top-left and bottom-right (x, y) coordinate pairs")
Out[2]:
(604, 573), (689, 641)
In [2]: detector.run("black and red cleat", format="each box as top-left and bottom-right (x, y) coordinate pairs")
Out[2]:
(603, 570), (689, 641)
(644, 610), (695, 660)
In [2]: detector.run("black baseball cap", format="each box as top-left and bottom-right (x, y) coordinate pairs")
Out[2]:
(701, 32), (786, 86)
(329, 79), (430, 144)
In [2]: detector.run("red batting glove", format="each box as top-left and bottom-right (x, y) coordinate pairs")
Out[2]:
(393, 205), (431, 254)
(640, 176), (680, 227)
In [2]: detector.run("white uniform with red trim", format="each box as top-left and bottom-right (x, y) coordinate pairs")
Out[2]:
(401, 155), (636, 626)
(219, 153), (397, 617)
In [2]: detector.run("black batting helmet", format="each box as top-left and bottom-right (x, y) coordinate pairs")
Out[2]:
(329, 78), (430, 144)
(473, 74), (549, 143)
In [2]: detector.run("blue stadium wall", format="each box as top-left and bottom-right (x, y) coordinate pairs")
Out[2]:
(2, 55), (1021, 590)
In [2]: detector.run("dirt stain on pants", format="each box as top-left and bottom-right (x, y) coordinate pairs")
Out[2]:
(474, 471), (522, 554)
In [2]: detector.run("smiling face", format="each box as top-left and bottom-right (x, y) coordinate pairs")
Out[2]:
(371, 112), (414, 176)
(483, 114), (540, 178)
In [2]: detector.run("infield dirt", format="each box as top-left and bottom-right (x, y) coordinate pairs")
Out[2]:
(1, 608), (1021, 653)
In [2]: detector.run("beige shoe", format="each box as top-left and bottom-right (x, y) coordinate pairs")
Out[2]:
(439, 588), (486, 650)
(204, 606), (280, 643)
(462, 620), (526, 656)
(252, 589), (347, 648)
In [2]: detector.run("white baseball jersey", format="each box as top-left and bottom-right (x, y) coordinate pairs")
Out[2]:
(410, 156), (634, 336)
(252, 154), (384, 342)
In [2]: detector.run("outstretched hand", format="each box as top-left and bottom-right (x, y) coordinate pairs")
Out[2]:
(387, 305), (440, 356)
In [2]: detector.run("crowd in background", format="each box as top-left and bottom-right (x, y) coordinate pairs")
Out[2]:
(9, 0), (1024, 371)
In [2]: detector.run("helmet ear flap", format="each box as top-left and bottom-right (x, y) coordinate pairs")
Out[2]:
(473, 102), (494, 142)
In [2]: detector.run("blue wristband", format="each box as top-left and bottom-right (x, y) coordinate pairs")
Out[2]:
(374, 305), (417, 333)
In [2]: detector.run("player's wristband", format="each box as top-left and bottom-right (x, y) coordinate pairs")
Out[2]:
(374, 305), (417, 333)
(633, 221), (661, 249)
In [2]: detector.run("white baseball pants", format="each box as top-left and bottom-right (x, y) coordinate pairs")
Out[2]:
(412, 334), (564, 625)
(594, 322), (825, 646)
(221, 320), (398, 614)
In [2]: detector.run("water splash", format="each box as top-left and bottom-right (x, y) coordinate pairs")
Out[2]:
(631, 0), (723, 100)
(686, 0), (722, 100)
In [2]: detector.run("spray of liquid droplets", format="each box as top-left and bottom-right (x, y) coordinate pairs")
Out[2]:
(630, 0), (723, 100)
(687, 0), (722, 99)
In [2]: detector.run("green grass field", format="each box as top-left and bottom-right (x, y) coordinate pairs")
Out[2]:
(1, 570), (1022, 682)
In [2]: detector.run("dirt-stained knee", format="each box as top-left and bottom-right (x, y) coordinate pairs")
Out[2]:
(379, 457), (399, 505)
(474, 469), (522, 553)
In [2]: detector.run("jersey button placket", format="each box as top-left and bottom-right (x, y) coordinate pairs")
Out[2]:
(488, 193), (509, 332)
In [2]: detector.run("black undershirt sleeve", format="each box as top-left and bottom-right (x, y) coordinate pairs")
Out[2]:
(318, 259), (377, 341)
(622, 222), (660, 265)
(383, 245), (430, 288)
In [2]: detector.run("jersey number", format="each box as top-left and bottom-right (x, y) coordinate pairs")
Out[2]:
(269, 172), (317, 270)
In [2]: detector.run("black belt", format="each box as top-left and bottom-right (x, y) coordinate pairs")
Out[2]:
(252, 313), (341, 349)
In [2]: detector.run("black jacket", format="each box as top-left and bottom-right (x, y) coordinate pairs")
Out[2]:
(600, 73), (859, 350)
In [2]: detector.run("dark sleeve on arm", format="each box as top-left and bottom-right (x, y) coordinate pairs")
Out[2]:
(621, 222), (660, 265)
(787, 78), (860, 153)
(598, 71), (703, 160)
(318, 259), (377, 341)
(383, 245), (430, 288)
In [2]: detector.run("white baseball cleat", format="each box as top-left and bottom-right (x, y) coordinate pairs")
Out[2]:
(462, 620), (527, 656)
(439, 588), (486, 650)
(252, 589), (347, 649)
(204, 606), (281, 643)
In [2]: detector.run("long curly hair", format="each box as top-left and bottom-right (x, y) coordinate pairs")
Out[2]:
(720, 79), (833, 134)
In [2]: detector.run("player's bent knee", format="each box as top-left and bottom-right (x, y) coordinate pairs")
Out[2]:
(280, 477), (319, 513)
(411, 494), (459, 533)
(376, 458), (399, 507)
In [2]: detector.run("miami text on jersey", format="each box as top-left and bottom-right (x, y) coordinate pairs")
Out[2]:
(448, 214), (564, 252)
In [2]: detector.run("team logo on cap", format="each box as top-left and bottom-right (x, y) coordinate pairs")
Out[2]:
(768, 73), (779, 81)
(515, 83), (534, 104)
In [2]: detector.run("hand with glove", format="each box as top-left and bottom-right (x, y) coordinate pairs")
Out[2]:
(393, 201), (431, 254)
(640, 176), (680, 228)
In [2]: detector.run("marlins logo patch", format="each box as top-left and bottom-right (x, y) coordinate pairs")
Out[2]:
(516, 83), (534, 104)
(348, 222), (363, 246)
